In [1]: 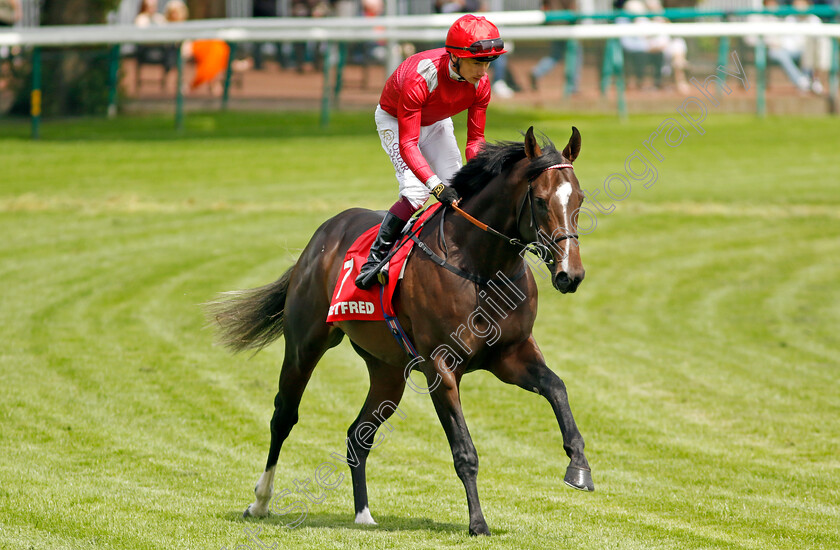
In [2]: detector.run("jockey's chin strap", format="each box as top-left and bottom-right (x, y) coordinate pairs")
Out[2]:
(449, 162), (578, 267)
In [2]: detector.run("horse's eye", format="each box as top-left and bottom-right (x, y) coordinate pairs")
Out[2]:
(534, 197), (548, 213)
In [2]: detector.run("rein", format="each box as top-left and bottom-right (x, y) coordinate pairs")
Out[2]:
(450, 162), (578, 266)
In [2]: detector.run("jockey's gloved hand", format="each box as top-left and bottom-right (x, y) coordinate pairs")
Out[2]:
(427, 176), (460, 206)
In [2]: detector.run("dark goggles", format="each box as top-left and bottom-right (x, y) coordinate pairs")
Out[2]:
(447, 38), (505, 56)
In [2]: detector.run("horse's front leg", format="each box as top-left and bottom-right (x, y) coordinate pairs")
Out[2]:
(427, 370), (490, 536)
(489, 337), (594, 491)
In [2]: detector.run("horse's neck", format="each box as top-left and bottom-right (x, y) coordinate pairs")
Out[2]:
(441, 174), (526, 277)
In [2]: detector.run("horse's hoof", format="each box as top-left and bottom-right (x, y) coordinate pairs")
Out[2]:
(243, 505), (269, 519)
(564, 466), (595, 492)
(354, 507), (377, 525)
(469, 523), (491, 536)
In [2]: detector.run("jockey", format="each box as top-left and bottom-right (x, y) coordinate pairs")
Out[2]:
(355, 13), (507, 289)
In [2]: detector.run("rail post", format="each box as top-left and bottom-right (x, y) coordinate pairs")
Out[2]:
(564, 39), (579, 97)
(222, 41), (237, 110)
(31, 47), (41, 140)
(175, 43), (184, 131)
(755, 38), (767, 117)
(829, 36), (839, 114)
(717, 35), (730, 96)
(107, 44), (120, 118)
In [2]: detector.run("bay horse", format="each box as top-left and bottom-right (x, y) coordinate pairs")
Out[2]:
(208, 127), (593, 536)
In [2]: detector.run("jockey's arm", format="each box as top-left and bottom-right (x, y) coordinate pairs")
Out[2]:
(397, 89), (439, 191)
(396, 106), (458, 206)
(464, 91), (490, 161)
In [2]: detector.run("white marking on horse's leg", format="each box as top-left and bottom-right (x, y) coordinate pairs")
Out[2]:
(247, 465), (276, 517)
(555, 182), (573, 273)
(355, 506), (377, 525)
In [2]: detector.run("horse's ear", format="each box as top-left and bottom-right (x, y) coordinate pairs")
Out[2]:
(525, 126), (542, 159)
(563, 126), (581, 163)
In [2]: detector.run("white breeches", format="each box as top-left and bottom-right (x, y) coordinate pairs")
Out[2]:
(374, 105), (463, 209)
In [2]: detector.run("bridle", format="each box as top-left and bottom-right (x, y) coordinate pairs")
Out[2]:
(450, 162), (579, 267)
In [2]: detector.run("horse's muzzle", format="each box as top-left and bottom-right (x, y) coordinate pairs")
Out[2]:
(553, 269), (584, 294)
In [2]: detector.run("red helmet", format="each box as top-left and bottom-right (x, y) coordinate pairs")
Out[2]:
(445, 14), (507, 60)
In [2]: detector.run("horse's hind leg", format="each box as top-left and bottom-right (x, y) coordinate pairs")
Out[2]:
(245, 323), (344, 518)
(488, 337), (593, 491)
(344, 344), (407, 525)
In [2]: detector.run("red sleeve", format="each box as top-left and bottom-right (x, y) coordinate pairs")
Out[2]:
(397, 81), (435, 184)
(464, 82), (490, 161)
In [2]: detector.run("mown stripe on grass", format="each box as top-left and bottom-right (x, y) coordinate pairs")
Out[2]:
(2, 195), (840, 219)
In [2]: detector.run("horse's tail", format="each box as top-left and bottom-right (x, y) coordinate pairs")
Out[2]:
(205, 264), (295, 354)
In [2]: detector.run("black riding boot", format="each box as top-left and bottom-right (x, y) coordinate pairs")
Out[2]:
(355, 212), (407, 289)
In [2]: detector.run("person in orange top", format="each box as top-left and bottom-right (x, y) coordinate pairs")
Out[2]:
(164, 0), (230, 94)
(189, 40), (230, 92)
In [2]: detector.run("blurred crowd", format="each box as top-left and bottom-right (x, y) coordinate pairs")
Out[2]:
(134, 0), (254, 95)
(125, 0), (835, 99)
(0, 0), (22, 91)
(613, 0), (830, 96)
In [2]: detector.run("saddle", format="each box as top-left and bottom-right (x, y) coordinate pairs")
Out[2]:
(326, 203), (442, 324)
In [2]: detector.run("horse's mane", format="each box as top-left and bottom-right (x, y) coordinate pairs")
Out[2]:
(449, 137), (565, 199)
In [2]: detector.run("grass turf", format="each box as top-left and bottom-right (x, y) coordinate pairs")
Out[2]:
(0, 109), (838, 549)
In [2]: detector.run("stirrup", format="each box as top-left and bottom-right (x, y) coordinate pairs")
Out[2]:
(355, 260), (385, 289)
(354, 212), (405, 289)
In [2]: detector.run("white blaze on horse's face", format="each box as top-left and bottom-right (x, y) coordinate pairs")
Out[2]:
(556, 181), (573, 205)
(540, 166), (585, 294)
(554, 181), (574, 273)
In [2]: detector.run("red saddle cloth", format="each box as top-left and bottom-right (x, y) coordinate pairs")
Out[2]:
(326, 203), (441, 323)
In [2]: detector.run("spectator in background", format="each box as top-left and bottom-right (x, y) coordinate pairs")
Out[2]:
(745, 0), (812, 93)
(362, 0), (382, 18)
(289, 0), (331, 73)
(165, 0), (240, 95)
(618, 0), (664, 89)
(333, 0), (358, 17)
(808, 0), (834, 23)
(164, 1), (188, 23)
(435, 0), (483, 13)
(787, 0), (830, 94)
(647, 26), (690, 94)
(134, 0), (176, 91)
(0, 0), (20, 28)
(353, 0), (387, 66)
(490, 44), (517, 98)
(135, 0), (166, 26)
(0, 0), (22, 36)
(645, 0), (690, 94)
(0, 0), (21, 91)
(0, 0), (21, 32)
(529, 0), (581, 95)
(252, 0), (285, 70)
